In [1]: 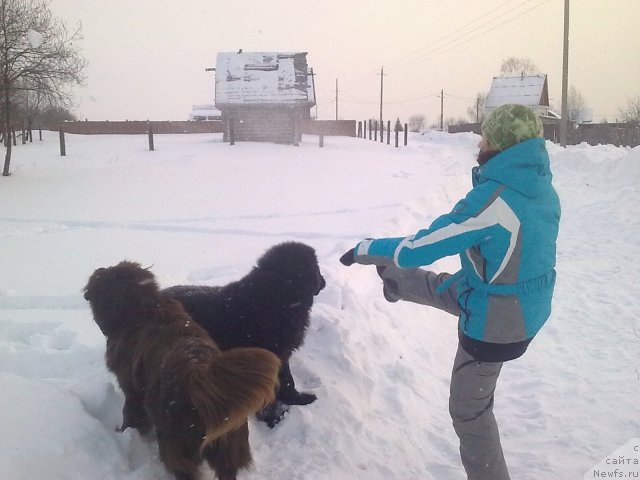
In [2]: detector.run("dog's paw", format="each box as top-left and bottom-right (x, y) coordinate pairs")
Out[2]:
(117, 419), (152, 436)
(256, 401), (290, 428)
(283, 391), (317, 406)
(119, 402), (152, 435)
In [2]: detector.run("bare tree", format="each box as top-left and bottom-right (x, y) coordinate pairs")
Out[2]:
(467, 92), (488, 123)
(13, 79), (46, 141)
(567, 85), (588, 123)
(618, 96), (640, 126)
(37, 104), (76, 129)
(1, 0), (86, 176)
(443, 117), (466, 130)
(500, 57), (540, 76)
(408, 114), (426, 133)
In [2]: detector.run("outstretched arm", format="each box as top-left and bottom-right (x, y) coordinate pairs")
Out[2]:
(345, 181), (512, 271)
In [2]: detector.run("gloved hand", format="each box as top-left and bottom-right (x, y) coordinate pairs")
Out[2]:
(339, 248), (356, 266)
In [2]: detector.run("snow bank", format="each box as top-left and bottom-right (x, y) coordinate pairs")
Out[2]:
(1, 131), (637, 479)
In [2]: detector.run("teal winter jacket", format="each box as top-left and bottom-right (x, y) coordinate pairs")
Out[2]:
(354, 137), (561, 361)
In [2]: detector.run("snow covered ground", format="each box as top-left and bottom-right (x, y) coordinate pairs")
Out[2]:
(0, 130), (638, 479)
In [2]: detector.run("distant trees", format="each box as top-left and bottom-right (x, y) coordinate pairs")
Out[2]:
(500, 57), (540, 76)
(618, 96), (640, 126)
(431, 117), (467, 131)
(567, 86), (589, 123)
(37, 105), (77, 128)
(467, 92), (488, 123)
(408, 114), (426, 133)
(1, 0), (86, 175)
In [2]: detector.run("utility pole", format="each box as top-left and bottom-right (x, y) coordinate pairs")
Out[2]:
(335, 79), (339, 121)
(439, 90), (444, 131)
(378, 67), (385, 127)
(560, 0), (570, 147)
(310, 68), (318, 119)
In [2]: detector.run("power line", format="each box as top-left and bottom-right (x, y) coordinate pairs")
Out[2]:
(385, 93), (439, 104)
(425, 0), (553, 62)
(446, 92), (477, 102)
(337, 2), (543, 96)
(330, 0), (554, 118)
(382, 0), (521, 71)
(340, 0), (528, 90)
(340, 0), (551, 93)
(341, 93), (438, 105)
(388, 0), (552, 74)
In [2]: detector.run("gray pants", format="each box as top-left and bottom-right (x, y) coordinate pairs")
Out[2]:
(450, 345), (510, 480)
(379, 266), (510, 480)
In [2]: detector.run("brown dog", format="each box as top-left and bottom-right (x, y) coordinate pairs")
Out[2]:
(84, 261), (280, 480)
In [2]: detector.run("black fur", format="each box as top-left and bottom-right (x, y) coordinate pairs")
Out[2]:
(164, 242), (325, 427)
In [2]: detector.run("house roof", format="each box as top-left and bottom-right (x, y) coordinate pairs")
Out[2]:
(215, 52), (315, 106)
(485, 74), (549, 109)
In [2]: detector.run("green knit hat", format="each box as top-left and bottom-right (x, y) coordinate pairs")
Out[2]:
(481, 104), (543, 151)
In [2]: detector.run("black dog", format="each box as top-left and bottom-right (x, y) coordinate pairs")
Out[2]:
(164, 241), (325, 427)
(84, 261), (280, 480)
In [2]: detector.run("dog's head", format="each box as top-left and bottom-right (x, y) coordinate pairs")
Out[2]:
(83, 261), (160, 336)
(256, 242), (326, 299)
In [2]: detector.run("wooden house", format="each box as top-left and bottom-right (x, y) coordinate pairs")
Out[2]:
(214, 51), (316, 144)
(484, 74), (555, 119)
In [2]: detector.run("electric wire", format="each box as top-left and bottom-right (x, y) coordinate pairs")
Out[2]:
(326, 0), (555, 116)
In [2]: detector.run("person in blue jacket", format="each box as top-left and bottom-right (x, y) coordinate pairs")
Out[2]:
(340, 104), (560, 480)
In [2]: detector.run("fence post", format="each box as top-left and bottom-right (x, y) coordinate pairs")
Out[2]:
(148, 122), (155, 151)
(293, 115), (300, 146)
(374, 121), (378, 142)
(229, 118), (235, 146)
(404, 123), (408, 146)
(363, 120), (367, 139)
(39, 128), (42, 141)
(387, 121), (391, 144)
(380, 121), (384, 143)
(59, 128), (66, 156)
(319, 134), (324, 148)
(395, 129), (399, 148)
(357, 121), (362, 138)
(368, 120), (372, 140)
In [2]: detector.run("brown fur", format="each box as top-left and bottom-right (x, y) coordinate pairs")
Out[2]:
(84, 261), (280, 480)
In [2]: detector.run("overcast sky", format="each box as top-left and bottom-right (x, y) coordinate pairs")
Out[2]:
(50, 0), (640, 125)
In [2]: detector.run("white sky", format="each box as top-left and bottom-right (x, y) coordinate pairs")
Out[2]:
(50, 0), (640, 124)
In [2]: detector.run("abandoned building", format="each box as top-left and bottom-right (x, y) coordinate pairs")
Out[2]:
(485, 74), (560, 123)
(214, 51), (316, 144)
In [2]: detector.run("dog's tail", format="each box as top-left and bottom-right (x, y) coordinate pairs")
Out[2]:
(187, 347), (280, 450)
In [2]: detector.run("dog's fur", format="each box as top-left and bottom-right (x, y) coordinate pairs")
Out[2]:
(84, 261), (280, 480)
(164, 241), (325, 426)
